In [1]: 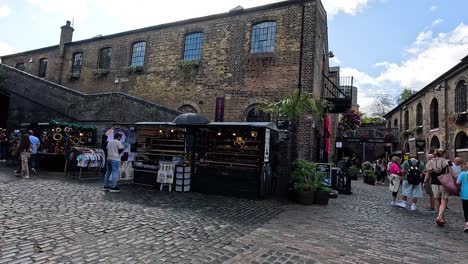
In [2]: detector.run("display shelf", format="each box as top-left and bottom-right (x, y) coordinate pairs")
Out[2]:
(205, 152), (258, 157)
(198, 160), (259, 168)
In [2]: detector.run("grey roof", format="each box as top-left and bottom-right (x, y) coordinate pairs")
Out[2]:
(133, 121), (278, 130)
(134, 122), (176, 126)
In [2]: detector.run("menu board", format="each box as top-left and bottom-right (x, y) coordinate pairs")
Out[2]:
(316, 163), (332, 187)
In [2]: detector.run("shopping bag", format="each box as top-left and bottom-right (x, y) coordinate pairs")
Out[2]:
(437, 171), (460, 196)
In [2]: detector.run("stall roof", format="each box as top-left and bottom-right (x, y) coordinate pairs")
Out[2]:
(206, 122), (279, 131)
(134, 122), (176, 126)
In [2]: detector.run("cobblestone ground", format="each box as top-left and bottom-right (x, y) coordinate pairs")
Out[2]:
(0, 167), (467, 264)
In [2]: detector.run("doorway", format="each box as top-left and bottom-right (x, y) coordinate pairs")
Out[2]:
(0, 91), (10, 128)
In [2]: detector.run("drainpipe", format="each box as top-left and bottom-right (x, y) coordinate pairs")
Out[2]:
(297, 2), (305, 93)
(444, 79), (449, 156)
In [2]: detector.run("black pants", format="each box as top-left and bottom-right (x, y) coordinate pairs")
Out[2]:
(463, 199), (468, 222)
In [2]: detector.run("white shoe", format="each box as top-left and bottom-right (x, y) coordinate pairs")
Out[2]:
(32, 168), (37, 176)
(410, 204), (417, 211)
(390, 201), (396, 206)
(396, 202), (407, 208)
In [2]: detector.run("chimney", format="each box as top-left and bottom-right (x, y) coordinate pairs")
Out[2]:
(59, 20), (74, 58)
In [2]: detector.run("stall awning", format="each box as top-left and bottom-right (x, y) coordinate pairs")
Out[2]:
(134, 122), (176, 126)
(173, 113), (210, 125)
(205, 122), (279, 131)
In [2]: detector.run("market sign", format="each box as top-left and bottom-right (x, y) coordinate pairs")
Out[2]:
(316, 163), (332, 187)
(336, 142), (342, 148)
(264, 128), (270, 162)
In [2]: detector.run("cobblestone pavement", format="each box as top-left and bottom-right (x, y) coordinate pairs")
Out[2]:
(1, 167), (467, 264)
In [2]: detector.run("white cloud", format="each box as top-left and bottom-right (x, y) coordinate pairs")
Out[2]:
(344, 23), (468, 113)
(330, 56), (341, 65)
(431, 19), (444, 27)
(429, 5), (438, 12)
(322, 0), (369, 18)
(0, 40), (18, 57)
(27, 0), (91, 21)
(0, 4), (11, 17)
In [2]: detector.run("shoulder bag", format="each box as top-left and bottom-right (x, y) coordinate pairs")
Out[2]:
(437, 166), (460, 196)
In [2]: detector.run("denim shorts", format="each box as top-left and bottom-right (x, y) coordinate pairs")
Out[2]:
(402, 180), (423, 198)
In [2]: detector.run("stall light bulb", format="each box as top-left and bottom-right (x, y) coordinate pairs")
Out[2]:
(232, 133), (236, 136)
(171, 129), (174, 133)
(79, 133), (84, 136)
(217, 132), (221, 136)
(159, 130), (163, 133)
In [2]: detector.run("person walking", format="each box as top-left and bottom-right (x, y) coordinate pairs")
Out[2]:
(103, 133), (124, 192)
(396, 154), (425, 210)
(456, 161), (468, 232)
(388, 156), (403, 205)
(28, 130), (40, 176)
(452, 157), (463, 176)
(15, 135), (32, 179)
(425, 154), (436, 211)
(424, 149), (456, 226)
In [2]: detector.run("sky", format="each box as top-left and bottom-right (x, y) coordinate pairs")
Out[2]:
(0, 0), (467, 113)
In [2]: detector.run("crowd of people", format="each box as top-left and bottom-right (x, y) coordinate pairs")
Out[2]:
(0, 129), (40, 179)
(376, 150), (468, 233)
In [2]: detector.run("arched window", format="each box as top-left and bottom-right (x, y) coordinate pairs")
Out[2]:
(455, 132), (468, 153)
(178, 104), (197, 114)
(416, 103), (423, 126)
(404, 111), (409, 130)
(71, 52), (83, 76)
(387, 121), (391, 128)
(430, 98), (439, 129)
(251, 21), (277, 53)
(183, 32), (203, 61)
(246, 107), (271, 122)
(98, 47), (112, 69)
(130, 41), (146, 66)
(430, 136), (440, 152)
(455, 80), (467, 113)
(38, 58), (48, 78)
(393, 119), (398, 128)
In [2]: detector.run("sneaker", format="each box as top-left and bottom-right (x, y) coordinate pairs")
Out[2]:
(102, 186), (110, 191)
(410, 204), (417, 211)
(31, 168), (37, 176)
(396, 202), (407, 208)
(464, 226), (468, 233)
(20, 176), (29, 179)
(13, 170), (20, 176)
(109, 186), (121, 193)
(390, 201), (396, 206)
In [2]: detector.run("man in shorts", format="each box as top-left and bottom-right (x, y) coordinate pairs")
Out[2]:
(397, 154), (425, 210)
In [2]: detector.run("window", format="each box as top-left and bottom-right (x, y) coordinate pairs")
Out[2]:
(393, 119), (398, 128)
(430, 136), (440, 152)
(183, 32), (203, 61)
(455, 132), (468, 151)
(178, 105), (197, 114)
(130, 41), (146, 66)
(430, 98), (439, 128)
(14, 63), (25, 71)
(38, 58), (48, 78)
(404, 111), (409, 130)
(71, 52), (83, 75)
(416, 103), (423, 126)
(455, 80), (467, 113)
(251, 21), (277, 53)
(98, 47), (112, 70)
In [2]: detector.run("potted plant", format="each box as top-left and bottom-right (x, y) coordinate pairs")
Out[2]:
(291, 160), (329, 205)
(448, 112), (467, 124)
(400, 130), (414, 140)
(349, 165), (359, 181)
(364, 170), (376, 185)
(362, 161), (371, 183)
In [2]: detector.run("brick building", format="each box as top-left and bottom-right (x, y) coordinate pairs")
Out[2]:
(384, 55), (468, 161)
(0, 0), (352, 161)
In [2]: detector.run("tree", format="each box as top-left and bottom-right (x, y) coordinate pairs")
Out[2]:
(370, 93), (395, 119)
(396, 88), (416, 105)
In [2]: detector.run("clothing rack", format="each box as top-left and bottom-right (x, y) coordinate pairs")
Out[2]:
(65, 147), (105, 180)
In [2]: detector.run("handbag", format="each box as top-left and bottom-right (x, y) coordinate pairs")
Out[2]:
(437, 167), (460, 196)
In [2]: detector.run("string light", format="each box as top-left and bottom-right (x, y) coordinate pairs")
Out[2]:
(159, 130), (163, 133)
(232, 133), (236, 136)
(217, 132), (222, 136)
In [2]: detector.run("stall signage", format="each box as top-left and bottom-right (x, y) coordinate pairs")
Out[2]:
(316, 163), (332, 187)
(264, 129), (270, 162)
(215, 97), (225, 122)
(336, 142), (343, 148)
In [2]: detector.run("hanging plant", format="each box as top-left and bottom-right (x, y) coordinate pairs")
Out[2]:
(124, 65), (144, 74)
(400, 130), (414, 139)
(448, 112), (467, 124)
(176, 60), (199, 79)
(91, 69), (110, 79)
(339, 108), (362, 131)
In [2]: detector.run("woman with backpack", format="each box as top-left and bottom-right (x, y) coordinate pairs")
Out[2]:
(388, 156), (403, 205)
(397, 154), (425, 210)
(456, 161), (468, 232)
(424, 149), (456, 226)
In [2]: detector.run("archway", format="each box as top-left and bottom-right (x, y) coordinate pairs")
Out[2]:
(178, 104), (197, 114)
(0, 90), (9, 128)
(430, 136), (440, 153)
(245, 106), (271, 122)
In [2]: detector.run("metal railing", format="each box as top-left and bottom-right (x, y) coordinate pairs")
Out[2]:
(322, 75), (353, 100)
(338, 127), (399, 142)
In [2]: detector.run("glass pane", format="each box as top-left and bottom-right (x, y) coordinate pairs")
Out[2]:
(183, 32), (203, 61)
(131, 42), (146, 66)
(72, 53), (82, 74)
(251, 21), (276, 53)
(99, 48), (112, 69)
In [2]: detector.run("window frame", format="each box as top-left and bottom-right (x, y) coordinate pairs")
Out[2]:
(404, 110), (409, 131)
(38, 58), (48, 78)
(430, 98), (439, 129)
(98, 47), (112, 70)
(250, 21), (277, 54)
(71, 52), (83, 76)
(416, 103), (423, 126)
(455, 80), (467, 113)
(130, 41), (146, 67)
(393, 119), (398, 128)
(14, 63), (26, 71)
(183, 32), (203, 61)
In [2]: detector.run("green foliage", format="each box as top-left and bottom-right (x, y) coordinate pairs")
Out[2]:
(362, 161), (372, 171)
(258, 89), (330, 122)
(339, 108), (362, 131)
(291, 160), (327, 192)
(400, 130), (414, 139)
(397, 88), (417, 105)
(370, 93), (395, 119)
(361, 112), (385, 124)
(176, 60), (199, 77)
(65, 73), (80, 80)
(349, 165), (359, 177)
(92, 69), (109, 79)
(50, 120), (97, 131)
(364, 169), (376, 180)
(125, 65), (144, 74)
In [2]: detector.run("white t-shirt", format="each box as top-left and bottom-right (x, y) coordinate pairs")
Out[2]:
(107, 140), (124, 161)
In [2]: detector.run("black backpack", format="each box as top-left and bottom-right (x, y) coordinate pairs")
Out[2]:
(407, 160), (422, 185)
